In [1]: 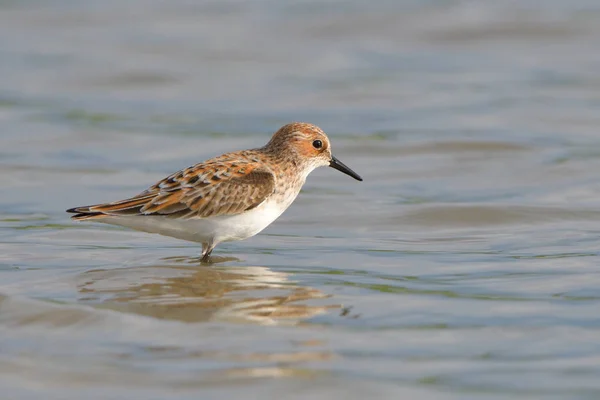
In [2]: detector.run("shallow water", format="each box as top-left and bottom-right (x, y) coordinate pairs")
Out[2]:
(2, 0), (600, 398)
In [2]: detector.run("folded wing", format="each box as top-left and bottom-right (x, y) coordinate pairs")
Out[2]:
(67, 161), (276, 220)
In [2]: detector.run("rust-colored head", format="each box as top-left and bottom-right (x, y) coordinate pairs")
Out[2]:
(264, 122), (362, 181)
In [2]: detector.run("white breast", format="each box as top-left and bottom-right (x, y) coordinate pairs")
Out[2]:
(209, 198), (290, 242)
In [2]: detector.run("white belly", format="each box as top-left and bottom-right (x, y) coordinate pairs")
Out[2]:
(96, 199), (289, 244)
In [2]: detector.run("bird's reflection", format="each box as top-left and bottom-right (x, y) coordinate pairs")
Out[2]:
(77, 256), (338, 325)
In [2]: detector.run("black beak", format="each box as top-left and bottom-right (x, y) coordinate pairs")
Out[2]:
(329, 155), (363, 181)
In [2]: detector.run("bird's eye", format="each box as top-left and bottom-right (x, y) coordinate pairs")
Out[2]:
(312, 140), (323, 149)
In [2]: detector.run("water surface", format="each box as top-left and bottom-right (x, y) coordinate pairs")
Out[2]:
(2, 1), (600, 399)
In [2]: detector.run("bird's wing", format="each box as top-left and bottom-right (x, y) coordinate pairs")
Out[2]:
(67, 160), (276, 220)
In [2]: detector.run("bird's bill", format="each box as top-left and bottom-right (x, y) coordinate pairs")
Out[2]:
(329, 156), (363, 181)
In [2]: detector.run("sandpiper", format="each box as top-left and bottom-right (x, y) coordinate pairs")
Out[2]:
(67, 122), (362, 262)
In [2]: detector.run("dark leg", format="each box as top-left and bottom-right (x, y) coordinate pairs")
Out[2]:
(200, 242), (216, 263)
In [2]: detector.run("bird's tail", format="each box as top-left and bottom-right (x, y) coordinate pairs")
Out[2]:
(66, 195), (154, 220)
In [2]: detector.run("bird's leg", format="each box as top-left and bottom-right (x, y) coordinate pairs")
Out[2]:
(200, 242), (216, 263)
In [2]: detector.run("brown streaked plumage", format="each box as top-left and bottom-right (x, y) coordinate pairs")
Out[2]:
(67, 122), (362, 262)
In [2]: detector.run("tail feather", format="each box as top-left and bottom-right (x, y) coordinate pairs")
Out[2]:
(68, 211), (107, 221)
(66, 194), (154, 221)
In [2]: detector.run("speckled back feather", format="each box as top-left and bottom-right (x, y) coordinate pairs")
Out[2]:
(68, 151), (276, 220)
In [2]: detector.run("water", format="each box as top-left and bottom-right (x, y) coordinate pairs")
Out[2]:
(2, 0), (600, 398)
